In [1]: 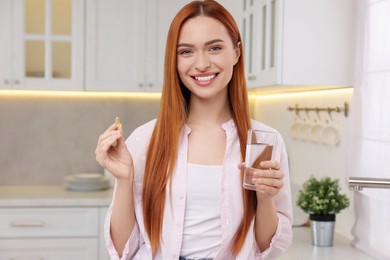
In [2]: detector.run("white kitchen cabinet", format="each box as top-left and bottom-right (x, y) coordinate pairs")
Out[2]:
(0, 206), (108, 260)
(85, 0), (181, 92)
(85, 0), (147, 91)
(99, 207), (110, 260)
(242, 0), (355, 88)
(0, 238), (98, 260)
(0, 0), (84, 90)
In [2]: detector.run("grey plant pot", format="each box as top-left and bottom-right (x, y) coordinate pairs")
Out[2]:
(310, 214), (336, 247)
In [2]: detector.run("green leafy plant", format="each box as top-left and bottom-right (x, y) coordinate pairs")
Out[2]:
(297, 176), (350, 215)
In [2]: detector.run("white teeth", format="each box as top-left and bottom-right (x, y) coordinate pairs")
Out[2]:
(195, 74), (216, 81)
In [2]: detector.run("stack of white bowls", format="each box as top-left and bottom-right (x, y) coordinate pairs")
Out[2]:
(64, 173), (110, 191)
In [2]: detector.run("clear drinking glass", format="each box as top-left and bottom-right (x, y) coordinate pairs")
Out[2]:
(243, 129), (277, 191)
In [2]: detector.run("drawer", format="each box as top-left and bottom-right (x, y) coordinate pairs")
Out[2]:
(0, 238), (98, 260)
(0, 207), (98, 238)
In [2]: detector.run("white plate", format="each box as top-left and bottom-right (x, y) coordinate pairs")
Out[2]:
(64, 173), (105, 183)
(310, 124), (323, 143)
(322, 125), (340, 146)
(64, 179), (110, 191)
(290, 123), (302, 140)
(299, 123), (312, 141)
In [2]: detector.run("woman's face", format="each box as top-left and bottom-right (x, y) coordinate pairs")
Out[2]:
(176, 16), (240, 101)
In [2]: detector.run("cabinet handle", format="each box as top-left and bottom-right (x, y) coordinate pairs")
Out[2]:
(9, 257), (45, 260)
(248, 75), (257, 81)
(10, 220), (46, 227)
(148, 83), (153, 88)
(138, 83), (144, 88)
(4, 79), (9, 84)
(14, 80), (20, 84)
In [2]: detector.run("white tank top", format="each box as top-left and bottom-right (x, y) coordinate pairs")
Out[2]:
(180, 163), (223, 258)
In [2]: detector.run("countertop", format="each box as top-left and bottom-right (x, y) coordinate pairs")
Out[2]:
(0, 185), (113, 207)
(280, 227), (375, 260)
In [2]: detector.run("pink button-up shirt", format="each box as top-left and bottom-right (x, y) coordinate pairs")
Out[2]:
(104, 119), (293, 260)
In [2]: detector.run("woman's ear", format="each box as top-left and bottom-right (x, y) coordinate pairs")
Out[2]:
(234, 42), (241, 66)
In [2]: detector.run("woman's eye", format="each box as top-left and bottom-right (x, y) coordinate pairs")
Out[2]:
(210, 46), (222, 52)
(178, 49), (192, 56)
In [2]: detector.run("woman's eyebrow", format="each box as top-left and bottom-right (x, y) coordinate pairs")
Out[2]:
(177, 39), (224, 48)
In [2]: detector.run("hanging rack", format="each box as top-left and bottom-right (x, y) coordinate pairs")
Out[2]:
(287, 102), (349, 117)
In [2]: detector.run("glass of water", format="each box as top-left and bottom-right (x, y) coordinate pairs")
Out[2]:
(243, 129), (277, 191)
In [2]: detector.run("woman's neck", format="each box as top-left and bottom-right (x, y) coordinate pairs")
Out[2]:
(187, 93), (232, 128)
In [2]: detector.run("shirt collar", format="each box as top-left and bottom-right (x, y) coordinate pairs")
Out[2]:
(183, 118), (235, 135)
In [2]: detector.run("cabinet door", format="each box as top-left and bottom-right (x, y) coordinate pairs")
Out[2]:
(244, 0), (354, 88)
(85, 0), (146, 91)
(243, 0), (279, 88)
(0, 207), (99, 238)
(242, 0), (256, 87)
(10, 0), (84, 90)
(280, 0), (354, 86)
(98, 207), (110, 260)
(0, 0), (12, 88)
(0, 238), (98, 260)
(147, 0), (189, 91)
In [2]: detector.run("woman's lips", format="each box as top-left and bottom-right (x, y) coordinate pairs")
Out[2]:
(191, 73), (219, 87)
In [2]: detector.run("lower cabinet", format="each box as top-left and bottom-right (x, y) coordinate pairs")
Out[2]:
(0, 238), (98, 260)
(0, 206), (110, 260)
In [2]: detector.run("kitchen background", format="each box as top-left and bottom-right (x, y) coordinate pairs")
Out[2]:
(2, 0), (386, 259)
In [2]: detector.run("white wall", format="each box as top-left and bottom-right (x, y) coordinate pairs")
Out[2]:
(253, 88), (355, 239)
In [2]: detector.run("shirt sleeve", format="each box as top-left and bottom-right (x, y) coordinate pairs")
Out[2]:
(253, 213), (293, 259)
(254, 133), (293, 259)
(104, 200), (141, 260)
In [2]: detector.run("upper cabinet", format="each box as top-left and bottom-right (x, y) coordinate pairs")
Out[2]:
(0, 0), (84, 90)
(86, 0), (186, 92)
(85, 0), (146, 91)
(242, 0), (355, 88)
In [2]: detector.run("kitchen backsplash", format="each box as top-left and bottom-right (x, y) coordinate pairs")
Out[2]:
(0, 95), (160, 185)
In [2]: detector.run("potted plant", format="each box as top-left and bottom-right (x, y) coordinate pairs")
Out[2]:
(296, 176), (350, 247)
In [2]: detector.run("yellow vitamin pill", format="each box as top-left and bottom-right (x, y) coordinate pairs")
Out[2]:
(115, 116), (121, 126)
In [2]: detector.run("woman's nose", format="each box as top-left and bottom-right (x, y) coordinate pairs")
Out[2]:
(195, 53), (211, 71)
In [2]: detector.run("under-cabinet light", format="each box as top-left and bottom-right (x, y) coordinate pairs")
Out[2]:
(252, 87), (353, 100)
(0, 89), (162, 99)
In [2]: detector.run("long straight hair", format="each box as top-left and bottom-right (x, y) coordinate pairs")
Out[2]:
(142, 0), (256, 255)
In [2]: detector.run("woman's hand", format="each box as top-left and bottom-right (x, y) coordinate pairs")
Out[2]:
(238, 161), (284, 201)
(95, 122), (133, 180)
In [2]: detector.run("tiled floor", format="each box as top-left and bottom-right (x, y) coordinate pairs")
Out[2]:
(279, 227), (375, 259)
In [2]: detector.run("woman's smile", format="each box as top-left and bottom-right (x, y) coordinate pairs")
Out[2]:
(191, 72), (219, 87)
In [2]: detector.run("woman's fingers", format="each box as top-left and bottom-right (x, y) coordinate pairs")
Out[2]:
(95, 123), (123, 167)
(252, 170), (284, 197)
(252, 174), (284, 189)
(95, 119), (133, 180)
(96, 131), (121, 155)
(259, 160), (280, 170)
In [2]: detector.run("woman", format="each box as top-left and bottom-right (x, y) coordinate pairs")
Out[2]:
(95, 1), (292, 259)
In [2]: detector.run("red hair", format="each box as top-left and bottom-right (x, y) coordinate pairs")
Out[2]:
(142, 0), (255, 255)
